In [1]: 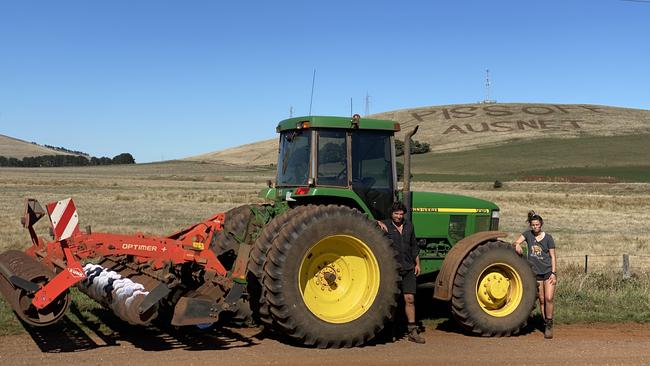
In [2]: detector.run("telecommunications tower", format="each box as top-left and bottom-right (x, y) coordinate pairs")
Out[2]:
(364, 92), (371, 116)
(482, 69), (496, 104)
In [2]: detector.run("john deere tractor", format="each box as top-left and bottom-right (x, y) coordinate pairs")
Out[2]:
(223, 114), (537, 348)
(0, 114), (535, 349)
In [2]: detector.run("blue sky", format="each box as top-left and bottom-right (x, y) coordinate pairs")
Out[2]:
(1, 1), (649, 163)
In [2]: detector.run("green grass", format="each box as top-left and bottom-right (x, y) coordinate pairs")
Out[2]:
(0, 297), (23, 336)
(417, 266), (650, 330)
(526, 166), (650, 182)
(554, 264), (650, 323)
(411, 134), (650, 182)
(414, 166), (650, 183)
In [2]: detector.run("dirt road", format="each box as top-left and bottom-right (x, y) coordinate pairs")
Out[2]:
(1, 322), (649, 366)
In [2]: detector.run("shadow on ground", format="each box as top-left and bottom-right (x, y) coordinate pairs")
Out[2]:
(20, 303), (258, 353)
(415, 287), (539, 337)
(20, 288), (541, 352)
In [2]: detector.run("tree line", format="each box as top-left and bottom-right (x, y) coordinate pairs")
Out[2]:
(395, 139), (430, 156)
(41, 143), (89, 157)
(394, 139), (430, 180)
(0, 153), (135, 167)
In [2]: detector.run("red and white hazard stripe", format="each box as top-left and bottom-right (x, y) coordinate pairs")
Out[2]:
(46, 198), (80, 241)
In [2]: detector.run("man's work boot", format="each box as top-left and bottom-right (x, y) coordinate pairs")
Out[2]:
(407, 325), (426, 344)
(544, 319), (554, 339)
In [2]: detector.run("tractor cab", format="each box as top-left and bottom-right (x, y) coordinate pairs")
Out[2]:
(273, 115), (400, 220)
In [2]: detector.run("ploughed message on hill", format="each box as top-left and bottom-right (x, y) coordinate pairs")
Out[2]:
(375, 103), (650, 154)
(187, 103), (650, 167)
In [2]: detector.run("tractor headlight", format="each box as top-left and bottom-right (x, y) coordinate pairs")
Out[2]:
(490, 210), (500, 230)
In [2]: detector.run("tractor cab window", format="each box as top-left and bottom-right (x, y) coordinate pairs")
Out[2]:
(316, 130), (347, 186)
(351, 131), (395, 219)
(277, 129), (311, 186)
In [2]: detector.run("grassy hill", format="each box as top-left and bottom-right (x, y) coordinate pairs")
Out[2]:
(0, 134), (79, 159)
(412, 134), (650, 182)
(373, 103), (650, 153)
(188, 139), (277, 166)
(186, 103), (650, 181)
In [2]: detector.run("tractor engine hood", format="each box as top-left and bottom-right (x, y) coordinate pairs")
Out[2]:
(407, 191), (499, 213)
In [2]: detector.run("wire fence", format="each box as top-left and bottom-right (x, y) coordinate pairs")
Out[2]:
(557, 254), (650, 276)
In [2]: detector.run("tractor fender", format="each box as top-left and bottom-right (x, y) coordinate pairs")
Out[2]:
(432, 231), (509, 301)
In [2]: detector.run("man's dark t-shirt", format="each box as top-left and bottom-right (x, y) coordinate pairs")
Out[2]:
(381, 219), (419, 272)
(522, 230), (556, 275)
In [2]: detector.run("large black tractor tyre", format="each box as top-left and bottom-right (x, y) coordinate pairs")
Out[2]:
(209, 204), (262, 326)
(247, 205), (311, 326)
(451, 240), (536, 336)
(263, 205), (400, 348)
(210, 205), (256, 270)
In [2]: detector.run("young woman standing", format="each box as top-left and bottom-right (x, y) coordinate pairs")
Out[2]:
(513, 211), (557, 339)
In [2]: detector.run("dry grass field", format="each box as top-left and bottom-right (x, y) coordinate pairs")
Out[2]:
(413, 181), (650, 271)
(1, 163), (648, 271)
(1, 162), (649, 333)
(0, 162), (273, 251)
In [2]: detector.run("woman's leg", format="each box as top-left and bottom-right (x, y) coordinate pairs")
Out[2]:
(537, 280), (546, 319)
(543, 279), (556, 320)
(543, 278), (556, 338)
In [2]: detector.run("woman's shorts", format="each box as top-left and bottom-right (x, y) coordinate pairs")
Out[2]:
(536, 272), (553, 281)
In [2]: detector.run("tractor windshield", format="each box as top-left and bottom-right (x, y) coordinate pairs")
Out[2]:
(277, 129), (311, 186)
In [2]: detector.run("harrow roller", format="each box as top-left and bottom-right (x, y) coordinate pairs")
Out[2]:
(0, 250), (70, 326)
(77, 263), (160, 325)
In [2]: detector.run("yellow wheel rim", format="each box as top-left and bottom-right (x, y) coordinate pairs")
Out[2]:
(475, 263), (523, 317)
(298, 235), (380, 323)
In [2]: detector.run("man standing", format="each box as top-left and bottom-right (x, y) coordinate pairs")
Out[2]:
(378, 201), (425, 344)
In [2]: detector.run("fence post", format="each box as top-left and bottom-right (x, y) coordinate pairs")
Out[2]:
(623, 254), (631, 279)
(584, 255), (588, 274)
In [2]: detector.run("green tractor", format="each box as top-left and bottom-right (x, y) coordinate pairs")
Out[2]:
(219, 114), (536, 348)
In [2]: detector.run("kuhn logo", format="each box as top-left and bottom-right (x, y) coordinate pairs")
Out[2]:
(68, 268), (85, 278)
(122, 243), (158, 252)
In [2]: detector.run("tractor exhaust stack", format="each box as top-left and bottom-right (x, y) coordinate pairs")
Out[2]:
(403, 125), (419, 221)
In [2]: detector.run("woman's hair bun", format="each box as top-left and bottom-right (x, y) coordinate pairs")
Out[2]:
(527, 210), (543, 224)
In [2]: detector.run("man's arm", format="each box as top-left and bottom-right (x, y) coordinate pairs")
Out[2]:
(377, 220), (388, 232)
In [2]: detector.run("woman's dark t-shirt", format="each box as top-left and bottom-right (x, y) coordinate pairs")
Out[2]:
(522, 230), (555, 275)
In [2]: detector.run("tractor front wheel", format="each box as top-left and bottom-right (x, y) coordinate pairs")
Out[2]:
(451, 240), (536, 336)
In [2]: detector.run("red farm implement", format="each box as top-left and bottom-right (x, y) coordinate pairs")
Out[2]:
(0, 198), (258, 328)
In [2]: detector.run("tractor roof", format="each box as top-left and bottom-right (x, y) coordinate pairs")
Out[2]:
(276, 115), (400, 133)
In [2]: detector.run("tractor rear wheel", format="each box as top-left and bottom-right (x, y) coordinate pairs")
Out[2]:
(263, 205), (399, 348)
(210, 205), (255, 270)
(209, 204), (262, 326)
(247, 205), (311, 326)
(451, 240), (536, 336)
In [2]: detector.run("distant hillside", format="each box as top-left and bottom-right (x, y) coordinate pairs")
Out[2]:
(0, 134), (79, 159)
(188, 139), (277, 166)
(187, 103), (650, 170)
(374, 103), (650, 152)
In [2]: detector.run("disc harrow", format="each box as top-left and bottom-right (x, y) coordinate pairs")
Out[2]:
(0, 197), (261, 329)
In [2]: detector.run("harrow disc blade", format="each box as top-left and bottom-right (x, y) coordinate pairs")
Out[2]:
(0, 250), (70, 327)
